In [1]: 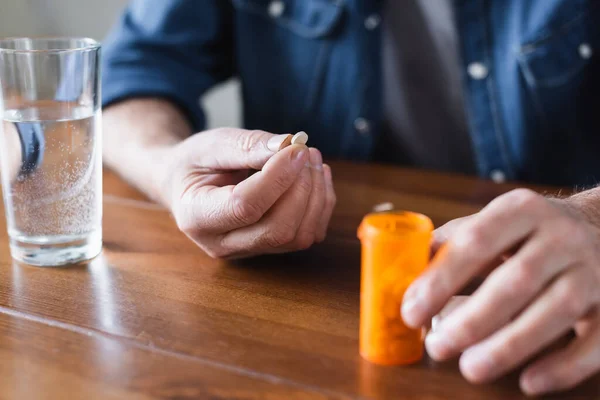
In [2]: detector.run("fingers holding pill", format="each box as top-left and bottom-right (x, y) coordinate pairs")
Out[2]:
(173, 128), (336, 258)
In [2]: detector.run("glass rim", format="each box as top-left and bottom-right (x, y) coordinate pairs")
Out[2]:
(0, 37), (100, 54)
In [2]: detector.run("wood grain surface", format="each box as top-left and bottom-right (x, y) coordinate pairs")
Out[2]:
(0, 162), (597, 400)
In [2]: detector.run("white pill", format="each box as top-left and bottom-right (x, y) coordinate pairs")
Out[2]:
(291, 131), (309, 145)
(373, 202), (394, 212)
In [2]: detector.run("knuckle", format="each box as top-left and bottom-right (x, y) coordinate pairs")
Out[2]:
(294, 232), (315, 250)
(265, 226), (297, 248)
(509, 188), (540, 209)
(231, 195), (263, 226)
(556, 279), (585, 317)
(442, 217), (465, 232)
(509, 260), (537, 295)
(490, 188), (540, 214)
(236, 129), (267, 153)
(460, 223), (489, 250)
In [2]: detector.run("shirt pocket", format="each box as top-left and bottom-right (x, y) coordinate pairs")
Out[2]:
(517, 8), (599, 132)
(231, 0), (344, 130)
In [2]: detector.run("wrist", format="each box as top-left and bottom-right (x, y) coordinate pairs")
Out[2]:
(140, 143), (180, 208)
(102, 98), (192, 207)
(104, 139), (179, 207)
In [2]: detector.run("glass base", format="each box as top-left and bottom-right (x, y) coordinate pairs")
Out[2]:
(9, 230), (102, 267)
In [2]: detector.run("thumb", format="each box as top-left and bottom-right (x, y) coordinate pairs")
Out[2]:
(190, 128), (292, 171)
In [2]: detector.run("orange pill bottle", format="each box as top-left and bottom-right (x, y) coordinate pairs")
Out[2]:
(357, 211), (433, 365)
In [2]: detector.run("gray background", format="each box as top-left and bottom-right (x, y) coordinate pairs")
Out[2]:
(0, 0), (241, 129)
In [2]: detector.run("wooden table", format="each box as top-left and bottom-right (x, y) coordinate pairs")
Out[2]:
(0, 162), (598, 399)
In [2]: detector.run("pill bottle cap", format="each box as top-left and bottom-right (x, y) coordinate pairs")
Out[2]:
(358, 211), (433, 242)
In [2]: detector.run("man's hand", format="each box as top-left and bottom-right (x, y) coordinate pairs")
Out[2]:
(157, 128), (336, 259)
(401, 188), (600, 396)
(102, 99), (335, 259)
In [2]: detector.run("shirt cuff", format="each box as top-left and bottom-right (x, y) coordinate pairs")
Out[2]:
(102, 72), (205, 132)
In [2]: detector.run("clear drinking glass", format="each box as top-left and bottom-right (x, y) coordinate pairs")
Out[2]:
(0, 38), (102, 266)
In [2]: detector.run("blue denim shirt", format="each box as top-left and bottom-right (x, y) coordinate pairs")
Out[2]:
(99, 0), (600, 186)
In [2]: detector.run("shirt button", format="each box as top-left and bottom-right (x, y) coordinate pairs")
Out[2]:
(467, 62), (489, 80)
(490, 169), (506, 183)
(354, 118), (371, 135)
(364, 14), (381, 30)
(268, 0), (285, 18)
(579, 43), (593, 59)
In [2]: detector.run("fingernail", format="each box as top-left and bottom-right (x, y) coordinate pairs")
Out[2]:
(460, 348), (494, 382)
(425, 331), (452, 361)
(521, 374), (550, 396)
(267, 134), (293, 152)
(292, 146), (309, 165)
(309, 149), (323, 170)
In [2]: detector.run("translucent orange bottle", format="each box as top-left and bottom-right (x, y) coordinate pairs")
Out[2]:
(357, 211), (433, 365)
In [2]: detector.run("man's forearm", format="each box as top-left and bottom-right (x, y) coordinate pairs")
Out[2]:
(103, 98), (193, 205)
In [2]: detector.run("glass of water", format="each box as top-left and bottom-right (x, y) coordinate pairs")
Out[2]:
(0, 38), (102, 266)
